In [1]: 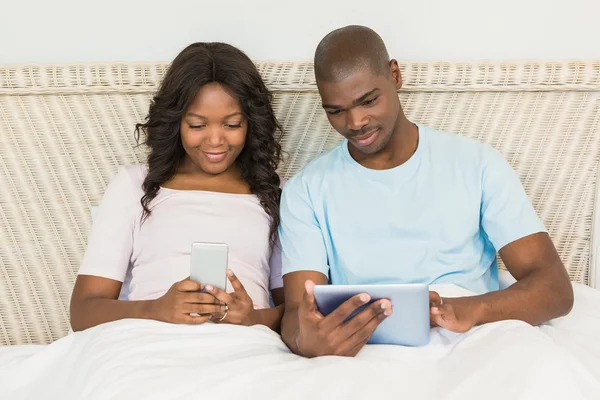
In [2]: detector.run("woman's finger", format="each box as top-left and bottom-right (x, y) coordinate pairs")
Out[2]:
(226, 269), (249, 297)
(181, 314), (212, 325)
(211, 310), (229, 324)
(185, 303), (227, 315)
(182, 291), (219, 304)
(204, 284), (234, 305)
(176, 278), (203, 293)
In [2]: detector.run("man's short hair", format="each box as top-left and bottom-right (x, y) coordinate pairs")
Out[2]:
(314, 25), (390, 82)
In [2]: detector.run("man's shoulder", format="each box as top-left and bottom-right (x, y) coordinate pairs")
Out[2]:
(283, 143), (345, 191)
(421, 125), (515, 182)
(423, 125), (488, 153)
(422, 125), (500, 168)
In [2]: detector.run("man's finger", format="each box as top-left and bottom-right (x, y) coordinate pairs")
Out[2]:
(336, 300), (391, 341)
(429, 291), (442, 307)
(320, 293), (372, 332)
(227, 269), (249, 297)
(430, 304), (452, 328)
(336, 306), (389, 356)
(301, 280), (319, 314)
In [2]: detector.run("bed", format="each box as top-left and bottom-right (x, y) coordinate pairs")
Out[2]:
(1, 61), (599, 399)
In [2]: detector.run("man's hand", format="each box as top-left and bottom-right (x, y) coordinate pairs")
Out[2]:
(295, 280), (392, 357)
(428, 233), (574, 332)
(428, 291), (479, 333)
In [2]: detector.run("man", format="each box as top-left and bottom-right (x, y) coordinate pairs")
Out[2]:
(278, 25), (574, 358)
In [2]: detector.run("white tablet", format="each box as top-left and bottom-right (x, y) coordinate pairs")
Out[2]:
(313, 283), (430, 346)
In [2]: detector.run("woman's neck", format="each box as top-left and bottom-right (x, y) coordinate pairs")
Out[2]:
(162, 160), (251, 194)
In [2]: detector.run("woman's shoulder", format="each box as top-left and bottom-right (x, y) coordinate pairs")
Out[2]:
(107, 164), (148, 199)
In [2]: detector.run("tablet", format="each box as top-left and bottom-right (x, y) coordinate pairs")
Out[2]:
(313, 283), (430, 346)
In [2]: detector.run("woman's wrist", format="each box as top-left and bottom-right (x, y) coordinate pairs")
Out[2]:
(244, 308), (258, 326)
(140, 299), (158, 321)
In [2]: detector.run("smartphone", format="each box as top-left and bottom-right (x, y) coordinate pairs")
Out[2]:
(190, 242), (228, 291)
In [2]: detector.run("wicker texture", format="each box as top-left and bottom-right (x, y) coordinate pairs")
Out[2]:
(1, 62), (599, 345)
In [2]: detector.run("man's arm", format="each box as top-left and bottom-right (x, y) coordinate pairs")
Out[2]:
(430, 144), (574, 331)
(281, 271), (328, 353)
(282, 271), (391, 357)
(278, 177), (391, 357)
(430, 232), (573, 331)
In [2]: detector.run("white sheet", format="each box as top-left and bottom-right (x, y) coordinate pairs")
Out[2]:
(1, 283), (599, 400)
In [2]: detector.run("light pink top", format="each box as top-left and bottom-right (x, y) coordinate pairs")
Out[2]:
(78, 165), (282, 309)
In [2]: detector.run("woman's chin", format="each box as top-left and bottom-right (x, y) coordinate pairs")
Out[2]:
(198, 161), (233, 176)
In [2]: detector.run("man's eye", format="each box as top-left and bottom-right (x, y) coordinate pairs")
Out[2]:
(363, 97), (377, 106)
(327, 110), (342, 116)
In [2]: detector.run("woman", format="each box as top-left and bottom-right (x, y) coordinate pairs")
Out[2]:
(70, 42), (284, 332)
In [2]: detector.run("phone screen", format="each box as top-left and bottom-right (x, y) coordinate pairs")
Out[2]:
(190, 242), (228, 291)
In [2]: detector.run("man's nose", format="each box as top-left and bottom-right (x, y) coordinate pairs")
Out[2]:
(346, 108), (368, 131)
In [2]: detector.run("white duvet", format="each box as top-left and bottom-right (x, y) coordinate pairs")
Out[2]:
(1, 283), (599, 400)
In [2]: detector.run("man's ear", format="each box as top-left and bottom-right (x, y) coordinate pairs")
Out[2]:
(389, 59), (402, 89)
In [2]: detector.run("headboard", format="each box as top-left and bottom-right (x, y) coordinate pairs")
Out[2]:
(1, 61), (599, 345)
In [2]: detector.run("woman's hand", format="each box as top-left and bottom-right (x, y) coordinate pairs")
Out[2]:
(151, 278), (226, 324)
(204, 270), (255, 326)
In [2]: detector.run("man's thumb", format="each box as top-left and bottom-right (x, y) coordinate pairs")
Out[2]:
(303, 280), (318, 312)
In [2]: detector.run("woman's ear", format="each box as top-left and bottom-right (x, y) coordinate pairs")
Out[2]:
(389, 59), (402, 89)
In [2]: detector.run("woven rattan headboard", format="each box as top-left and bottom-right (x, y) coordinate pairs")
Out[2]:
(1, 61), (599, 345)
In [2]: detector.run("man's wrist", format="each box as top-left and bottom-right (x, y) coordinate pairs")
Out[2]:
(460, 296), (489, 327)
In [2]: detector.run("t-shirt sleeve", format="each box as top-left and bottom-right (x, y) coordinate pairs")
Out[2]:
(480, 145), (547, 251)
(278, 177), (329, 277)
(77, 166), (139, 282)
(268, 234), (283, 289)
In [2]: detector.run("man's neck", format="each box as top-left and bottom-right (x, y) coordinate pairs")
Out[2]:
(352, 119), (419, 171)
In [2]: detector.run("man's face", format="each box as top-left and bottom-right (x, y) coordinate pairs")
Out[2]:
(317, 64), (402, 155)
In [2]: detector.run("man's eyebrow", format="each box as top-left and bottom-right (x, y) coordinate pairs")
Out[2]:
(322, 88), (380, 110)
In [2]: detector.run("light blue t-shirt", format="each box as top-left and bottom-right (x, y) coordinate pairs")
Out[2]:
(278, 125), (546, 294)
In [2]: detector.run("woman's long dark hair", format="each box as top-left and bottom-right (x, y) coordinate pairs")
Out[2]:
(135, 42), (283, 245)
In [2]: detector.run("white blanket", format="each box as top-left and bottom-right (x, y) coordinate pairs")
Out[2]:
(1, 283), (599, 400)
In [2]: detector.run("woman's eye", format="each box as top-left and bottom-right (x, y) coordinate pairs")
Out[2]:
(188, 125), (205, 129)
(225, 124), (242, 128)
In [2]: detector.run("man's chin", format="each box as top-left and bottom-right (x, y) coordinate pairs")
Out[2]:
(349, 138), (384, 156)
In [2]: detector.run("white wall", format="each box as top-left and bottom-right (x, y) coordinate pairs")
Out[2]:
(1, 0), (599, 64)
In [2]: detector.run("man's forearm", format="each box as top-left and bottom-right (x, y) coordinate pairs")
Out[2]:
(280, 306), (301, 354)
(456, 268), (574, 327)
(71, 297), (155, 332)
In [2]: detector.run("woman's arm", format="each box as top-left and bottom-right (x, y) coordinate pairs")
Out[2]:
(248, 306), (284, 332)
(70, 275), (154, 331)
(70, 275), (224, 331)
(244, 288), (285, 332)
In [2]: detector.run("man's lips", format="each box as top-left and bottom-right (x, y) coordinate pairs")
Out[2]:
(351, 128), (380, 146)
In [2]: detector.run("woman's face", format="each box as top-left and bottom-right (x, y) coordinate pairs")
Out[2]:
(180, 82), (247, 176)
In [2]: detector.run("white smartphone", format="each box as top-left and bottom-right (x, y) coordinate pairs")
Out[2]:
(190, 242), (228, 291)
